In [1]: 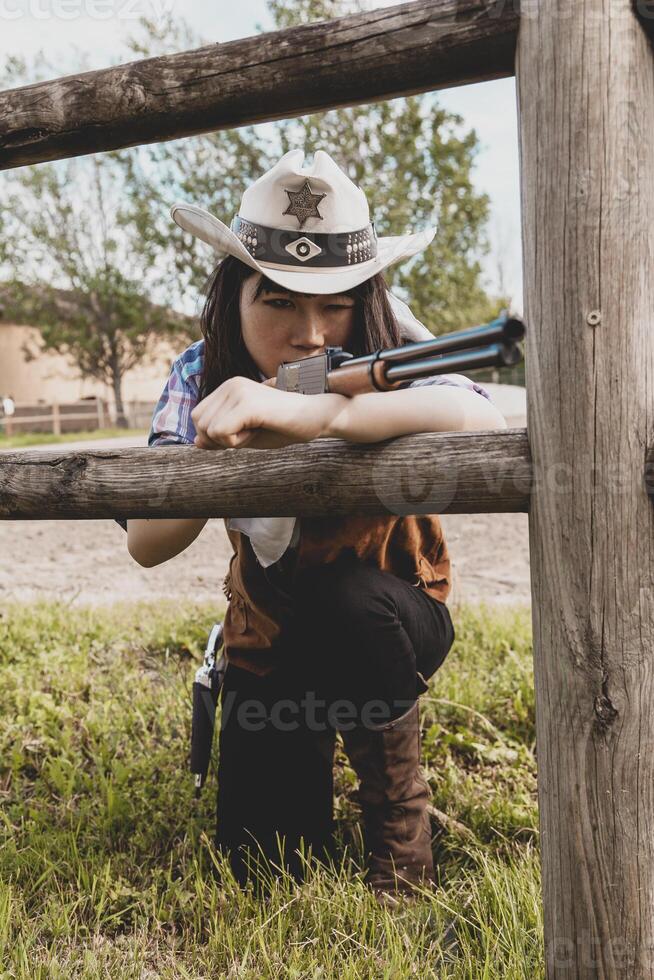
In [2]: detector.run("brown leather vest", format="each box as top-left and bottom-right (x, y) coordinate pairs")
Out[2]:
(220, 514), (451, 677)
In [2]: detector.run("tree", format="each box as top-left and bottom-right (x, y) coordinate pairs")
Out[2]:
(0, 153), (195, 426)
(114, 1), (509, 333)
(110, 14), (277, 313)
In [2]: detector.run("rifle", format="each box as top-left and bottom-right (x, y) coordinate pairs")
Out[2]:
(270, 310), (525, 395)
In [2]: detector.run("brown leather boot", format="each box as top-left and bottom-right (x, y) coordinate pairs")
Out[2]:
(340, 700), (435, 903)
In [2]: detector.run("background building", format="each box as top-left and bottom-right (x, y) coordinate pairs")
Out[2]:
(0, 319), (187, 407)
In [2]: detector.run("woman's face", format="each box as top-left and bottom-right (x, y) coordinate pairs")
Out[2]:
(239, 274), (356, 379)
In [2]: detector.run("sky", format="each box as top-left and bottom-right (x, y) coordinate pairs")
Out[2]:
(0, 0), (523, 313)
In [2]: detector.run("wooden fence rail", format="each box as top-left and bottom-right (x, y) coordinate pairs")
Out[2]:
(0, 0), (518, 170)
(0, 428), (531, 520)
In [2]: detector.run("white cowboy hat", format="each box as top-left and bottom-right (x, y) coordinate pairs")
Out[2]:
(169, 148), (437, 303)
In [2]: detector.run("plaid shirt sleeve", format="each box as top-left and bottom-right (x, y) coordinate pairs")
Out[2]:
(148, 340), (204, 446)
(115, 340), (205, 531)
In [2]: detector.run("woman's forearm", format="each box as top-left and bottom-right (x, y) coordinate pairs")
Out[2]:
(127, 517), (209, 567)
(323, 386), (507, 442)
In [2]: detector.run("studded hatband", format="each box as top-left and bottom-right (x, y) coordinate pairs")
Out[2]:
(230, 215), (378, 268)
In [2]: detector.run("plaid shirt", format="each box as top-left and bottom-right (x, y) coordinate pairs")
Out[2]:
(147, 339), (492, 447)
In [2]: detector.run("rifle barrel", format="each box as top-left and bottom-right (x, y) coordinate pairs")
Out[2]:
(344, 314), (525, 369)
(384, 341), (522, 384)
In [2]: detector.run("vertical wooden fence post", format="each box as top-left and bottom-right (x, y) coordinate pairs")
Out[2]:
(51, 403), (60, 436)
(516, 0), (654, 973)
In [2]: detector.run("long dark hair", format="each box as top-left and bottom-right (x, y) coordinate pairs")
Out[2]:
(197, 255), (405, 401)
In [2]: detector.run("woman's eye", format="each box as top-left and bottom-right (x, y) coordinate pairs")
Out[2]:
(265, 299), (293, 309)
(265, 300), (353, 310)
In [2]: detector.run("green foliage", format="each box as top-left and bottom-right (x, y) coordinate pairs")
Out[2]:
(0, 598), (542, 976)
(267, 0), (361, 28)
(109, 14), (277, 306)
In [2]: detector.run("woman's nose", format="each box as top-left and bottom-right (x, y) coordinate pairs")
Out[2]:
(292, 313), (327, 348)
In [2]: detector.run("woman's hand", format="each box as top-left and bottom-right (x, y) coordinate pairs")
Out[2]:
(190, 376), (348, 450)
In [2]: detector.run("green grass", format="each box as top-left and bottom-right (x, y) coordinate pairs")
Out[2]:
(0, 428), (148, 449)
(0, 598), (541, 977)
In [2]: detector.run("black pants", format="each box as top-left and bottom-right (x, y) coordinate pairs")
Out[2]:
(215, 553), (455, 887)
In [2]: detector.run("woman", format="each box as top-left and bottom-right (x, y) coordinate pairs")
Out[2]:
(126, 149), (506, 902)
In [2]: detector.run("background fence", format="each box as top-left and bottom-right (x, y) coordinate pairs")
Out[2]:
(0, 398), (155, 436)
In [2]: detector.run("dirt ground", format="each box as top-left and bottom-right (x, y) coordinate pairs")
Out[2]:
(0, 510), (531, 611)
(0, 426), (531, 614)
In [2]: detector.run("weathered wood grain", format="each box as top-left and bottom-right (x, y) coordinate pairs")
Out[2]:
(0, 429), (531, 519)
(516, 0), (654, 973)
(0, 0), (518, 170)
